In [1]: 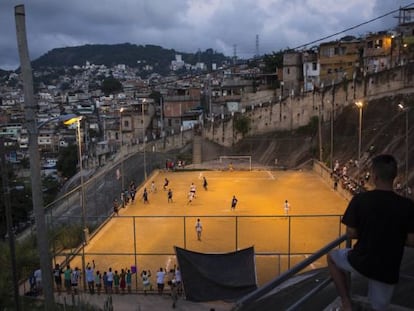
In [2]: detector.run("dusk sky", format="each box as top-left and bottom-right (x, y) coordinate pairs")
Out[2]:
(0, 0), (410, 70)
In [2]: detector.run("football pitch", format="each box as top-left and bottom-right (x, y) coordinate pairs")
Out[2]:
(66, 169), (348, 289)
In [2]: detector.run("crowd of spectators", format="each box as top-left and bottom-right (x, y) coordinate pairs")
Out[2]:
(331, 159), (368, 196)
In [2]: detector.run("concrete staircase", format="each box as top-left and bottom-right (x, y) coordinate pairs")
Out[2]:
(192, 135), (202, 164)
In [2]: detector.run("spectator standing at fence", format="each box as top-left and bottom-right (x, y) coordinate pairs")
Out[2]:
(106, 268), (114, 294)
(170, 278), (178, 308)
(327, 154), (414, 311)
(168, 188), (173, 203)
(126, 269), (132, 294)
(85, 260), (96, 294)
(123, 188), (130, 206)
(70, 267), (80, 295)
(231, 195), (238, 210)
(130, 181), (136, 202)
(29, 270), (36, 294)
(113, 270), (120, 294)
(156, 267), (166, 295)
(141, 270), (152, 295)
(53, 263), (63, 295)
(195, 218), (203, 241)
(102, 271), (108, 294)
(95, 271), (102, 295)
(284, 200), (290, 215)
(120, 269), (126, 294)
(34, 268), (42, 295)
(64, 265), (72, 294)
(175, 266), (182, 296)
(113, 199), (119, 216)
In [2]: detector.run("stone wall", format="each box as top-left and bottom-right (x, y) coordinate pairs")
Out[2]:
(203, 64), (414, 147)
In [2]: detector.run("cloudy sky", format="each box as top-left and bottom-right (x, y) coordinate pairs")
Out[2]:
(0, 0), (410, 70)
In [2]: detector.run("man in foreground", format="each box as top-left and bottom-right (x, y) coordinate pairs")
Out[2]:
(327, 154), (414, 311)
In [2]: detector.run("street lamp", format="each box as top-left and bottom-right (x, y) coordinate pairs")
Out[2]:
(119, 107), (125, 193)
(64, 116), (87, 241)
(142, 100), (147, 180)
(398, 103), (409, 196)
(355, 100), (364, 175)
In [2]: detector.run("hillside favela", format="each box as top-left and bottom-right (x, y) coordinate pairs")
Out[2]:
(2, 3), (414, 311)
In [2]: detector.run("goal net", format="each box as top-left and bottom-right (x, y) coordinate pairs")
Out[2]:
(219, 155), (252, 171)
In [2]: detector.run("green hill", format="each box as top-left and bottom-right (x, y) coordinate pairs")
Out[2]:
(31, 43), (230, 73)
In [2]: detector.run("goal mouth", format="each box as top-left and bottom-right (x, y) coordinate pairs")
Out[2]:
(219, 155), (252, 171)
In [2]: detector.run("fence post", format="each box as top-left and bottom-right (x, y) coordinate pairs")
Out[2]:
(235, 216), (238, 250)
(183, 216), (186, 249)
(288, 216), (291, 269)
(133, 216), (138, 292)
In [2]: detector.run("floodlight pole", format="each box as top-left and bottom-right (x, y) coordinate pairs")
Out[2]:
(15, 5), (55, 309)
(119, 108), (124, 193)
(142, 101), (147, 180)
(355, 101), (363, 176)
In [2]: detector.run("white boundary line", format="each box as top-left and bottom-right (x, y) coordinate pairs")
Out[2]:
(266, 171), (275, 180)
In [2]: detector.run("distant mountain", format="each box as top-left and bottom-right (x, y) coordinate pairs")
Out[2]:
(32, 43), (230, 73)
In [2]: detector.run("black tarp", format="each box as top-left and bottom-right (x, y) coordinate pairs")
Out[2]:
(175, 246), (257, 302)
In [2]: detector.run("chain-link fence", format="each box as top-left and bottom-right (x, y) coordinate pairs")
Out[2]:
(52, 214), (345, 291)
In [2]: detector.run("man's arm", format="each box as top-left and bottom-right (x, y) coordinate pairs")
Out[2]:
(346, 226), (358, 239)
(406, 233), (414, 247)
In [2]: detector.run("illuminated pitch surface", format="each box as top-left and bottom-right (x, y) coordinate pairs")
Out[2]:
(68, 170), (347, 287)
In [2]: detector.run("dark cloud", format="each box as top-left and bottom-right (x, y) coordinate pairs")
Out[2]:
(0, 0), (408, 70)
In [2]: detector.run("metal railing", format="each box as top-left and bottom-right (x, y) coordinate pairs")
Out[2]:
(232, 234), (349, 311)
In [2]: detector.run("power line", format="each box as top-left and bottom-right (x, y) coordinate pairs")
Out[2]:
(293, 2), (414, 50)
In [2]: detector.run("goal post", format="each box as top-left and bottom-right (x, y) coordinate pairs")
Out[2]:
(219, 155), (252, 171)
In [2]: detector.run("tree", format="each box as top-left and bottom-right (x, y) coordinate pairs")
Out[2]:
(263, 51), (284, 74)
(234, 115), (250, 137)
(101, 77), (123, 95)
(56, 145), (78, 179)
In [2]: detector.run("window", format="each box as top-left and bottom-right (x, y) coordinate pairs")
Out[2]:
(312, 62), (317, 70)
(321, 47), (334, 57)
(168, 119), (172, 126)
(367, 41), (373, 48)
(334, 46), (346, 55)
(374, 39), (383, 48)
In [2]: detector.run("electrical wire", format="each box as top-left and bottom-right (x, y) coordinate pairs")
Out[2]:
(293, 2), (414, 50)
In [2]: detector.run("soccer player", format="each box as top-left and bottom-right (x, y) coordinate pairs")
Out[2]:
(231, 195), (238, 210)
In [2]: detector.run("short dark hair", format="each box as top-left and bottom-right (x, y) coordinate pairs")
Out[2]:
(371, 154), (397, 182)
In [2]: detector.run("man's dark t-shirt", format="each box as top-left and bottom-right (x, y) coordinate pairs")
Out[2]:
(342, 190), (414, 284)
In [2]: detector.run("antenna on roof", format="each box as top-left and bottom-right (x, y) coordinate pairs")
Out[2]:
(255, 34), (260, 58)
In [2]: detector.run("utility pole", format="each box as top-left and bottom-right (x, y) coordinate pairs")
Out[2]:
(330, 80), (335, 170)
(15, 5), (55, 309)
